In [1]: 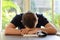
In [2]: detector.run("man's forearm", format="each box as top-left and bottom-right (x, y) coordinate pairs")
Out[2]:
(39, 28), (57, 35)
(25, 28), (57, 35)
(5, 28), (22, 35)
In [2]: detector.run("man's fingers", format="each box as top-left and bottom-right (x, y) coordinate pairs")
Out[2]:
(21, 29), (29, 34)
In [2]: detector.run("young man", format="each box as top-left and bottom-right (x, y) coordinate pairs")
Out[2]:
(5, 11), (57, 35)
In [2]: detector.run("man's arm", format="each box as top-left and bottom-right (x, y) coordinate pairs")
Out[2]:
(40, 23), (57, 35)
(5, 23), (21, 35)
(28, 23), (57, 35)
(5, 23), (30, 35)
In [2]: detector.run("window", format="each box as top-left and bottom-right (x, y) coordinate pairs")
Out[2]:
(2, 0), (60, 31)
(30, 0), (60, 31)
(54, 0), (60, 31)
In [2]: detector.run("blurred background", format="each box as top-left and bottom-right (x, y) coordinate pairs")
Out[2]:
(2, 0), (60, 32)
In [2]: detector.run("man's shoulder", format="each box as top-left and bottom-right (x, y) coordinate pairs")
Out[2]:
(36, 14), (43, 17)
(15, 13), (23, 17)
(17, 13), (23, 16)
(12, 13), (23, 20)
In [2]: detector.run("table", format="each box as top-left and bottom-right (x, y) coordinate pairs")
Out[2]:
(0, 33), (60, 40)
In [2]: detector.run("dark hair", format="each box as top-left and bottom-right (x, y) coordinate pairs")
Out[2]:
(22, 12), (36, 28)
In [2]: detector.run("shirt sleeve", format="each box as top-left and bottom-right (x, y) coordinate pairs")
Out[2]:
(10, 14), (22, 27)
(38, 14), (49, 26)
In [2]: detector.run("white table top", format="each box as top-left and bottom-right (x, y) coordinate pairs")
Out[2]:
(0, 33), (60, 40)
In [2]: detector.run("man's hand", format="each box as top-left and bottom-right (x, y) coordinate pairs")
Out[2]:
(28, 28), (40, 34)
(20, 28), (40, 35)
(20, 29), (30, 35)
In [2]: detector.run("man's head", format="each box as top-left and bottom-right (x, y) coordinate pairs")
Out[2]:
(22, 11), (38, 28)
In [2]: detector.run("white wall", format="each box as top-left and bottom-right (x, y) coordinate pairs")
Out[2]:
(0, 0), (2, 32)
